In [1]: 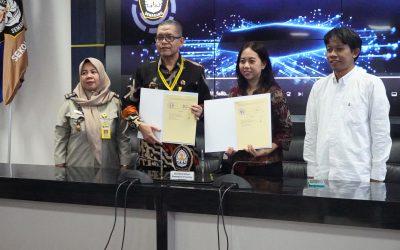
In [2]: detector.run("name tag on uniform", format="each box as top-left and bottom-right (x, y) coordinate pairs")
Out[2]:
(101, 123), (111, 139)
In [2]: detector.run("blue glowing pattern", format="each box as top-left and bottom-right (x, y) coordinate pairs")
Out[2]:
(127, 10), (400, 79)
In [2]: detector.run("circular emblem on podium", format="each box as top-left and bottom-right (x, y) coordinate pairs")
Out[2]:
(172, 145), (193, 171)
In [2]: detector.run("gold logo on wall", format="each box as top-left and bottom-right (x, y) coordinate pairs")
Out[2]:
(139, 0), (169, 20)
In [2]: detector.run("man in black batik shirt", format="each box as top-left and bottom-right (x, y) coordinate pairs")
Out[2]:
(122, 19), (211, 178)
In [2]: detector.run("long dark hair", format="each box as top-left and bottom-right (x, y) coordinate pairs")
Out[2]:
(236, 41), (276, 95)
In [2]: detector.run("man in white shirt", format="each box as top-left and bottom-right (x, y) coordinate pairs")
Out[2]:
(303, 27), (392, 182)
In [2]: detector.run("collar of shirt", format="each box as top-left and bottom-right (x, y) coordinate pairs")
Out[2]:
(159, 54), (182, 75)
(332, 66), (358, 85)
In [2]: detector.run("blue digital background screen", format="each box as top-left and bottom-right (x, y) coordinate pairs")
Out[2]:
(115, 0), (400, 116)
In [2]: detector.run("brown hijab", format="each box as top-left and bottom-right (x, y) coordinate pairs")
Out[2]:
(71, 58), (115, 167)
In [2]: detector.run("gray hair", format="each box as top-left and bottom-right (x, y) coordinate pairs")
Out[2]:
(157, 19), (183, 36)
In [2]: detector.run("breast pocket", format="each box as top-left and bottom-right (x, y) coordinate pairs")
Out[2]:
(99, 112), (119, 138)
(68, 113), (85, 134)
(182, 81), (199, 93)
(344, 100), (368, 126)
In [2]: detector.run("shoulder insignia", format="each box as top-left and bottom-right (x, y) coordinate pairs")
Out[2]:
(147, 60), (158, 66)
(64, 92), (77, 99)
(184, 58), (203, 68)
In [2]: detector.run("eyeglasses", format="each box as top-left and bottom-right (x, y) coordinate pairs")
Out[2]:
(155, 35), (181, 43)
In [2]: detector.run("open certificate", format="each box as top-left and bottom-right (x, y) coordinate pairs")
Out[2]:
(138, 88), (198, 145)
(163, 94), (198, 144)
(235, 98), (270, 149)
(204, 94), (271, 152)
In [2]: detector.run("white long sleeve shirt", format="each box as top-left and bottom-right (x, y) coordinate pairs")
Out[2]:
(304, 67), (392, 182)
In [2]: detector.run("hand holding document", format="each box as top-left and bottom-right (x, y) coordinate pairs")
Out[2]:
(204, 94), (271, 152)
(138, 88), (198, 145)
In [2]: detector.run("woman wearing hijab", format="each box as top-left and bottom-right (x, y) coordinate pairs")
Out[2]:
(54, 58), (131, 181)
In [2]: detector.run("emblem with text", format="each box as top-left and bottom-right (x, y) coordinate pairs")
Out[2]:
(172, 145), (194, 171)
(132, 0), (176, 33)
(139, 0), (168, 20)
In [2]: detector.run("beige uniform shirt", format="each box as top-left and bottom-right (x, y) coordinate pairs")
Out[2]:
(54, 96), (131, 172)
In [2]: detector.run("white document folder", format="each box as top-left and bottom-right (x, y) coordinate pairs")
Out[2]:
(204, 94), (271, 152)
(138, 88), (198, 145)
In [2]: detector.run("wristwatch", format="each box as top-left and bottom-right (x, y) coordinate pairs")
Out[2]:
(127, 114), (143, 129)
